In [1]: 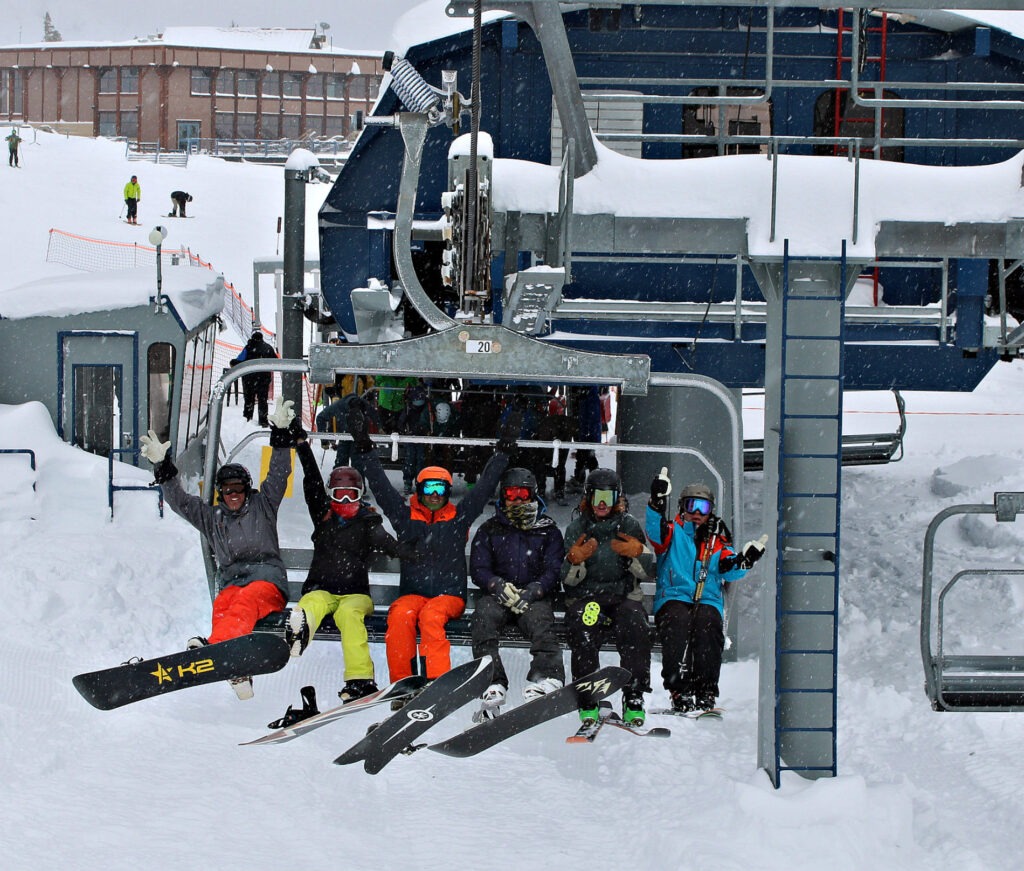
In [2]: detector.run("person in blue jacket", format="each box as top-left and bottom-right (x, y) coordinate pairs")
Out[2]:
(469, 467), (566, 719)
(645, 474), (766, 714)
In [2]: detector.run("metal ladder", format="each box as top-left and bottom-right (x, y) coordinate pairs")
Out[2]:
(769, 241), (847, 784)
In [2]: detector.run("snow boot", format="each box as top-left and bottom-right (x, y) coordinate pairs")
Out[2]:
(473, 683), (507, 722)
(285, 607), (310, 657)
(670, 691), (696, 713)
(339, 679), (379, 703)
(230, 676), (254, 700)
(186, 636), (207, 650)
(523, 676), (563, 702)
(695, 693), (718, 713)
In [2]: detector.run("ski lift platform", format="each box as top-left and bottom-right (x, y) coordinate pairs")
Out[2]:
(921, 492), (1024, 712)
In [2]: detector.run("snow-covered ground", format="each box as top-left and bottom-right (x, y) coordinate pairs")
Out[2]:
(3, 132), (1024, 871)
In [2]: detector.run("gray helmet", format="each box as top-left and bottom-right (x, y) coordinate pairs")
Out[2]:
(679, 482), (714, 514)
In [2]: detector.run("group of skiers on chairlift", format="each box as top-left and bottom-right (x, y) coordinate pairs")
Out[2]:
(139, 393), (767, 724)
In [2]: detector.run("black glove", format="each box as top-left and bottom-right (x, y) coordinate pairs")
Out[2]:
(269, 425), (294, 449)
(521, 581), (545, 604)
(345, 405), (374, 454)
(229, 358), (239, 367)
(496, 408), (523, 454)
(396, 540), (421, 562)
(153, 456), (178, 485)
(649, 466), (671, 513)
(289, 417), (308, 444)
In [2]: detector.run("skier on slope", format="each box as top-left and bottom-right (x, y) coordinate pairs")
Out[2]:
(285, 428), (416, 703)
(123, 175), (141, 224)
(345, 400), (519, 694)
(139, 399), (296, 699)
(229, 329), (278, 426)
(469, 467), (566, 719)
(645, 475), (767, 714)
(560, 467), (655, 726)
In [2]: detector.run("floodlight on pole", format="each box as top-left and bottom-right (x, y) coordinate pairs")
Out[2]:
(149, 225), (168, 310)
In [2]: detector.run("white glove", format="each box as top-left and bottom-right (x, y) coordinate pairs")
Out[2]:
(737, 534), (769, 569)
(139, 429), (171, 464)
(495, 581), (528, 615)
(268, 398), (296, 429)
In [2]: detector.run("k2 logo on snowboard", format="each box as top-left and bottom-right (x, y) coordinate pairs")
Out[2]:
(578, 677), (614, 695)
(149, 658), (215, 684)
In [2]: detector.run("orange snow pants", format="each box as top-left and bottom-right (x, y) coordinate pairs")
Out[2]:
(208, 580), (286, 644)
(385, 593), (466, 680)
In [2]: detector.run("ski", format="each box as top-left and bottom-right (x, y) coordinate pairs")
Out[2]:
(333, 656), (493, 775)
(566, 700), (614, 743)
(241, 675), (427, 746)
(649, 707), (724, 720)
(429, 665), (631, 759)
(604, 711), (672, 737)
(73, 633), (290, 710)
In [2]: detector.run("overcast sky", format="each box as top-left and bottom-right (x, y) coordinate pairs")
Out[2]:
(2, 0), (429, 50)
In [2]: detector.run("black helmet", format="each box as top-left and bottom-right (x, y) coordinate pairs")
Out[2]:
(216, 463), (252, 493)
(500, 467), (538, 499)
(584, 468), (620, 509)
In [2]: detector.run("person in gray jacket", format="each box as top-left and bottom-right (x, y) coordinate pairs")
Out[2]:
(140, 398), (297, 698)
(560, 467), (655, 726)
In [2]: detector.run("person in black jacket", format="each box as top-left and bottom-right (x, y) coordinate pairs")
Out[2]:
(346, 400), (520, 684)
(169, 190), (192, 217)
(230, 330), (278, 426)
(286, 431), (409, 701)
(469, 467), (566, 719)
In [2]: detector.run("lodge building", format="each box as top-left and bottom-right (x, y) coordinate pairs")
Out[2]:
(0, 27), (384, 150)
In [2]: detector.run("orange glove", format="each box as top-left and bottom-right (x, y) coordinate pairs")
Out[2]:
(566, 534), (598, 565)
(610, 532), (644, 559)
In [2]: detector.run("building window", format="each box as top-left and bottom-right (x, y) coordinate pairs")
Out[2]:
(216, 70), (236, 97)
(282, 73), (303, 98)
(304, 115), (325, 136)
(215, 112), (234, 139)
(282, 114), (300, 138)
(147, 342), (176, 443)
(191, 68), (212, 96)
(120, 111), (138, 140)
(178, 324), (216, 452)
(349, 76), (367, 102)
(368, 76), (381, 101)
(306, 75), (324, 100)
(237, 113), (256, 139)
(98, 112), (117, 136)
(681, 87), (773, 158)
(551, 91), (644, 163)
(813, 89), (905, 162)
(261, 113), (280, 139)
(326, 74), (345, 100)
(99, 68), (117, 94)
(121, 67), (138, 94)
(325, 115), (346, 137)
(237, 71), (257, 97)
(0, 70), (8, 114)
(261, 72), (280, 97)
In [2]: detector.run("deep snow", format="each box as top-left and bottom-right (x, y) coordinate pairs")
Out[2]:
(2, 131), (1024, 871)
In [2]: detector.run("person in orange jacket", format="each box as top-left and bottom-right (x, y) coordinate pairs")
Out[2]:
(346, 400), (520, 686)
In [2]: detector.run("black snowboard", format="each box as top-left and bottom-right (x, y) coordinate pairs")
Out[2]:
(428, 665), (631, 759)
(333, 656), (493, 774)
(73, 633), (290, 710)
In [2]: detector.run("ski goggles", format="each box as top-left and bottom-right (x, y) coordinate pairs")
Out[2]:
(420, 480), (450, 497)
(503, 486), (534, 502)
(219, 484), (247, 496)
(682, 496), (712, 515)
(590, 488), (618, 507)
(330, 487), (362, 504)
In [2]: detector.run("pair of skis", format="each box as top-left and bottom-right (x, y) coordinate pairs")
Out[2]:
(566, 701), (672, 743)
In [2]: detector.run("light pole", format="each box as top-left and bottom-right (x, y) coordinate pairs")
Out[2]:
(148, 225), (168, 310)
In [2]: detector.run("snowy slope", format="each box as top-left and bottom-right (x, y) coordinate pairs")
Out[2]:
(2, 133), (1024, 871)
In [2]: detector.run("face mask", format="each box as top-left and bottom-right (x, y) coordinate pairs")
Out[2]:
(506, 500), (538, 530)
(330, 500), (359, 519)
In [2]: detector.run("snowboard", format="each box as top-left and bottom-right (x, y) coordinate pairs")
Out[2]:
(333, 656), (494, 775)
(429, 665), (631, 759)
(241, 676), (427, 746)
(73, 633), (290, 710)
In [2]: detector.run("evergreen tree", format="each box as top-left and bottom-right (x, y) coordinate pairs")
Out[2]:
(43, 12), (62, 43)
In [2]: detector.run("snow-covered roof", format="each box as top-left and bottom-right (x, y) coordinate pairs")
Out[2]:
(0, 267), (224, 329)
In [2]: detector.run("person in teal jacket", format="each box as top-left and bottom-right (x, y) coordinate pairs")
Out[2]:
(645, 476), (766, 714)
(123, 175), (141, 224)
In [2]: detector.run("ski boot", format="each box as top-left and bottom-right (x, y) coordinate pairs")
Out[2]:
(230, 676), (254, 700)
(623, 691), (646, 727)
(339, 679), (379, 703)
(522, 676), (563, 702)
(670, 691), (696, 714)
(578, 705), (601, 726)
(473, 683), (507, 722)
(186, 636), (207, 650)
(694, 693), (718, 714)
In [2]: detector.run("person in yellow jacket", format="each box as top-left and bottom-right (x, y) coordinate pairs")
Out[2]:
(123, 175), (141, 224)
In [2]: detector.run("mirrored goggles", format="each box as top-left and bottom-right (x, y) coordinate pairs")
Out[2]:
(219, 484), (247, 496)
(420, 480), (449, 497)
(683, 496), (712, 515)
(503, 486), (533, 502)
(590, 488), (618, 507)
(330, 487), (362, 504)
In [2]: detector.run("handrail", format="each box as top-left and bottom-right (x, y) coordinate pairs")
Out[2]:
(0, 448), (37, 490)
(108, 447), (164, 519)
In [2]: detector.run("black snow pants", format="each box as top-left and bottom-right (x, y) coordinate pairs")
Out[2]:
(655, 599), (725, 700)
(471, 595), (564, 688)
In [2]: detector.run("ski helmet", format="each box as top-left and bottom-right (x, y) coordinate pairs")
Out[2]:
(500, 467), (538, 501)
(215, 463), (252, 493)
(416, 465), (453, 502)
(327, 466), (364, 502)
(435, 401), (452, 425)
(585, 468), (621, 511)
(679, 482), (715, 515)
